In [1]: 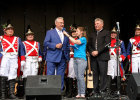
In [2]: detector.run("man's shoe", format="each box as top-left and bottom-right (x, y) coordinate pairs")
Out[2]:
(100, 90), (106, 97)
(93, 93), (98, 98)
(66, 93), (72, 98)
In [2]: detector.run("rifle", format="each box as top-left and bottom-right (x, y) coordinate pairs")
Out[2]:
(43, 60), (46, 75)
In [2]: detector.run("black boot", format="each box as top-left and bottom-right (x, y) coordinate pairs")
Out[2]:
(23, 78), (27, 96)
(116, 76), (121, 96)
(66, 78), (73, 98)
(106, 75), (112, 94)
(0, 76), (8, 100)
(73, 78), (77, 97)
(9, 79), (17, 99)
(0, 76), (1, 98)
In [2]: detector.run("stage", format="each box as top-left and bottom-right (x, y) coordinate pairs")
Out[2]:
(0, 95), (129, 100)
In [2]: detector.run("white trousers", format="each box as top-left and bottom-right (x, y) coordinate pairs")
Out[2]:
(107, 59), (120, 79)
(68, 58), (76, 78)
(132, 55), (140, 73)
(0, 55), (18, 80)
(22, 57), (39, 78)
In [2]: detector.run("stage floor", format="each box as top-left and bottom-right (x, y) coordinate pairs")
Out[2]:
(0, 95), (129, 100)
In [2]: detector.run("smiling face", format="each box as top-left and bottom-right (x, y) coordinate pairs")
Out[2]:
(5, 28), (14, 36)
(71, 31), (77, 38)
(135, 29), (140, 36)
(76, 28), (81, 37)
(94, 20), (104, 31)
(26, 34), (34, 41)
(55, 17), (64, 30)
(76, 28), (84, 38)
(111, 33), (117, 39)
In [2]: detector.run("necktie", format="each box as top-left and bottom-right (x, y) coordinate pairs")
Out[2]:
(59, 31), (63, 43)
(95, 31), (99, 50)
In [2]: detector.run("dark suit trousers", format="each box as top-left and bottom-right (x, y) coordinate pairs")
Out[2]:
(47, 53), (66, 91)
(91, 57), (108, 92)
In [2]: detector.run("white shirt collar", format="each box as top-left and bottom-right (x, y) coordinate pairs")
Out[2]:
(55, 28), (62, 33)
(55, 28), (64, 43)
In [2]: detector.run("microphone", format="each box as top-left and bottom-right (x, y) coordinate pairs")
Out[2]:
(62, 28), (70, 38)
(116, 22), (120, 32)
(62, 27), (67, 35)
(62, 27), (66, 32)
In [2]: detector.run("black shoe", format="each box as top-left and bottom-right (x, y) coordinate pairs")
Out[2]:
(99, 90), (106, 97)
(66, 94), (72, 98)
(9, 94), (17, 99)
(93, 93), (98, 98)
(89, 91), (94, 97)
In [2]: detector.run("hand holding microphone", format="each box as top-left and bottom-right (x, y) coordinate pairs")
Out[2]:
(62, 27), (71, 37)
(62, 27), (78, 44)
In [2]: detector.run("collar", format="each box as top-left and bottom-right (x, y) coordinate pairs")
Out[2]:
(134, 35), (140, 39)
(97, 28), (103, 33)
(26, 40), (35, 43)
(3, 34), (14, 38)
(55, 28), (62, 33)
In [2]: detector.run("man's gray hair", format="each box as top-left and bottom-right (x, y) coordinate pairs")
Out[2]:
(55, 17), (64, 23)
(94, 18), (104, 24)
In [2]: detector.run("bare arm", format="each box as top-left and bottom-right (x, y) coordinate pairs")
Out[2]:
(63, 31), (81, 45)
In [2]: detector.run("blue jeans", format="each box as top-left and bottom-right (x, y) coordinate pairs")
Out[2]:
(74, 58), (87, 95)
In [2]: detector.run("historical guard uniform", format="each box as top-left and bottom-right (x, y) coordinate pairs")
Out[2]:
(66, 26), (77, 98)
(22, 29), (42, 87)
(127, 25), (140, 73)
(0, 24), (25, 99)
(67, 27), (77, 79)
(107, 27), (126, 93)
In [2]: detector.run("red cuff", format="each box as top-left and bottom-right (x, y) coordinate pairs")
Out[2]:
(39, 56), (42, 58)
(70, 54), (74, 58)
(121, 55), (125, 61)
(21, 56), (25, 61)
(127, 55), (130, 60)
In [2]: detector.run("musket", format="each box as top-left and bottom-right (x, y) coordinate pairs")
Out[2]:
(43, 60), (46, 75)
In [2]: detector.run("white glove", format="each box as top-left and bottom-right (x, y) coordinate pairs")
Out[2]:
(21, 61), (25, 71)
(38, 57), (42, 62)
(119, 57), (122, 62)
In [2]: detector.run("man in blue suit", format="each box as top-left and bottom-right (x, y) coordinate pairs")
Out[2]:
(43, 17), (70, 91)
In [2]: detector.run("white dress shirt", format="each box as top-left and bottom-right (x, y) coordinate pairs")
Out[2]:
(56, 28), (64, 44)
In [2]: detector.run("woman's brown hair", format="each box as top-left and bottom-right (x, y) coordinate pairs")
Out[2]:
(77, 26), (87, 38)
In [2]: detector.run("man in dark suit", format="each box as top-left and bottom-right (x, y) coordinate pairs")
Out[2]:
(43, 17), (70, 91)
(88, 18), (111, 97)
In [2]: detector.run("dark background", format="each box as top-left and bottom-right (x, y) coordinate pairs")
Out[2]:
(0, 0), (140, 49)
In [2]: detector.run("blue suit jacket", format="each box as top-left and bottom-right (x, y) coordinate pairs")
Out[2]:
(43, 29), (70, 63)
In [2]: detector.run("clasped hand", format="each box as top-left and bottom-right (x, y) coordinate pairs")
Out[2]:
(91, 51), (98, 57)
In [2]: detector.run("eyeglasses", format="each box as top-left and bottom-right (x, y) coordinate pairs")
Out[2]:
(57, 22), (64, 24)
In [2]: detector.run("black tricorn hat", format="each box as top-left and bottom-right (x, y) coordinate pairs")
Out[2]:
(25, 29), (34, 36)
(111, 27), (117, 33)
(135, 24), (140, 30)
(5, 24), (14, 30)
(70, 25), (76, 33)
